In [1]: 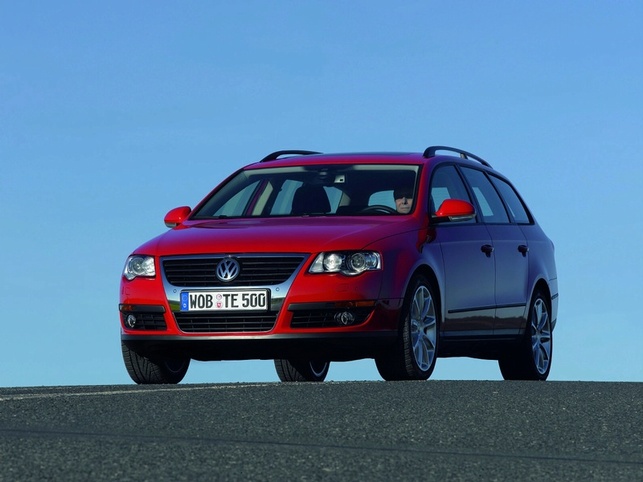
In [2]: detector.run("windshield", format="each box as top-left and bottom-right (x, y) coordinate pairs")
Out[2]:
(191, 164), (420, 219)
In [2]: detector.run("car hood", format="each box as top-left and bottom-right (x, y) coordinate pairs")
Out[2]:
(135, 217), (421, 256)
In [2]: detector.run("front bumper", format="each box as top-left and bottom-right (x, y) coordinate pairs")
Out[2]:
(120, 252), (404, 361)
(121, 331), (398, 362)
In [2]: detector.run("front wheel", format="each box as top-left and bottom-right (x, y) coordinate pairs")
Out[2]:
(375, 275), (439, 381)
(121, 342), (190, 384)
(274, 359), (330, 382)
(499, 289), (553, 381)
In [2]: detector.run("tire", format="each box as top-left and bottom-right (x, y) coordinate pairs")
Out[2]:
(274, 359), (330, 382)
(499, 289), (553, 381)
(375, 275), (439, 381)
(121, 342), (190, 384)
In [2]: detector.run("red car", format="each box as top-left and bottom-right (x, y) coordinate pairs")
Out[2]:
(120, 146), (558, 383)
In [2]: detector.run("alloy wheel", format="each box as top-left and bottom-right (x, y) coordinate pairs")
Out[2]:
(410, 285), (437, 372)
(531, 298), (552, 375)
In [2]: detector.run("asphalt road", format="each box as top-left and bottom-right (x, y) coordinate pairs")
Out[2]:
(0, 380), (641, 481)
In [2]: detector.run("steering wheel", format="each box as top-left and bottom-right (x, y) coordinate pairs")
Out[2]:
(360, 205), (397, 214)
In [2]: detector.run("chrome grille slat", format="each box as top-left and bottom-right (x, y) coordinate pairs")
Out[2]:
(163, 255), (305, 287)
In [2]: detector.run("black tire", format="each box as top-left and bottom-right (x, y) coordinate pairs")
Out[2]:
(375, 275), (439, 381)
(274, 359), (330, 382)
(499, 289), (553, 381)
(121, 342), (190, 384)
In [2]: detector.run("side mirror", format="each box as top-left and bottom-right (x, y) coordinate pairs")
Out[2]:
(433, 199), (476, 223)
(164, 206), (192, 228)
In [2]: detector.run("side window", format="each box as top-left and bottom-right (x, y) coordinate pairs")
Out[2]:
(429, 165), (473, 215)
(460, 167), (510, 224)
(489, 175), (532, 224)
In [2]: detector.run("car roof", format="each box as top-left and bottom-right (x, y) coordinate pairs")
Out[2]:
(248, 146), (492, 170)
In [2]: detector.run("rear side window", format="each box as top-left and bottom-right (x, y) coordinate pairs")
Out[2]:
(460, 167), (510, 224)
(489, 175), (532, 224)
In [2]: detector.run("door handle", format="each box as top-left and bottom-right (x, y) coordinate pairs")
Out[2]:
(481, 244), (494, 257)
(518, 245), (529, 257)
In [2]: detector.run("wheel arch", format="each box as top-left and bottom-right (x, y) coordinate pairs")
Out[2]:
(525, 278), (554, 332)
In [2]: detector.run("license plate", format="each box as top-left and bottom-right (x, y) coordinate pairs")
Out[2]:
(180, 290), (269, 312)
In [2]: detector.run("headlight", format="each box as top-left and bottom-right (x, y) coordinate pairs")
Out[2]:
(123, 255), (156, 280)
(309, 252), (381, 276)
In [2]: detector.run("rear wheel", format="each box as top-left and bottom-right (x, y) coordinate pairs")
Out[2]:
(499, 289), (553, 381)
(274, 359), (330, 382)
(375, 275), (439, 381)
(121, 342), (190, 384)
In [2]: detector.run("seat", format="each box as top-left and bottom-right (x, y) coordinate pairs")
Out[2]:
(291, 185), (331, 215)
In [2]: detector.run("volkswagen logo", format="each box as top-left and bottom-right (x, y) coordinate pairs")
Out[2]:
(216, 258), (240, 282)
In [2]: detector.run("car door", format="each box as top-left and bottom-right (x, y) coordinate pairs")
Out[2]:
(430, 165), (496, 337)
(460, 167), (530, 336)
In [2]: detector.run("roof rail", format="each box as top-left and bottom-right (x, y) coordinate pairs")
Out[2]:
(259, 150), (321, 163)
(423, 146), (491, 168)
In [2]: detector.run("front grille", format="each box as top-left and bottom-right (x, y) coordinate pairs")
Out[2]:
(174, 312), (277, 333)
(290, 308), (373, 328)
(120, 311), (167, 331)
(163, 255), (305, 287)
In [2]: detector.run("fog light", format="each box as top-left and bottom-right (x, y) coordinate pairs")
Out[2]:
(125, 314), (137, 328)
(334, 311), (355, 326)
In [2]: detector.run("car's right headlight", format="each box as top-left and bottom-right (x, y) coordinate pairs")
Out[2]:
(123, 255), (156, 280)
(309, 251), (381, 276)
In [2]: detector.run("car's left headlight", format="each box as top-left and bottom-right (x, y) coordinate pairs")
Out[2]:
(309, 252), (381, 276)
(123, 255), (156, 280)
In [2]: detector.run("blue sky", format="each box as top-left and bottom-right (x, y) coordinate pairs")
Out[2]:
(1, 1), (641, 387)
